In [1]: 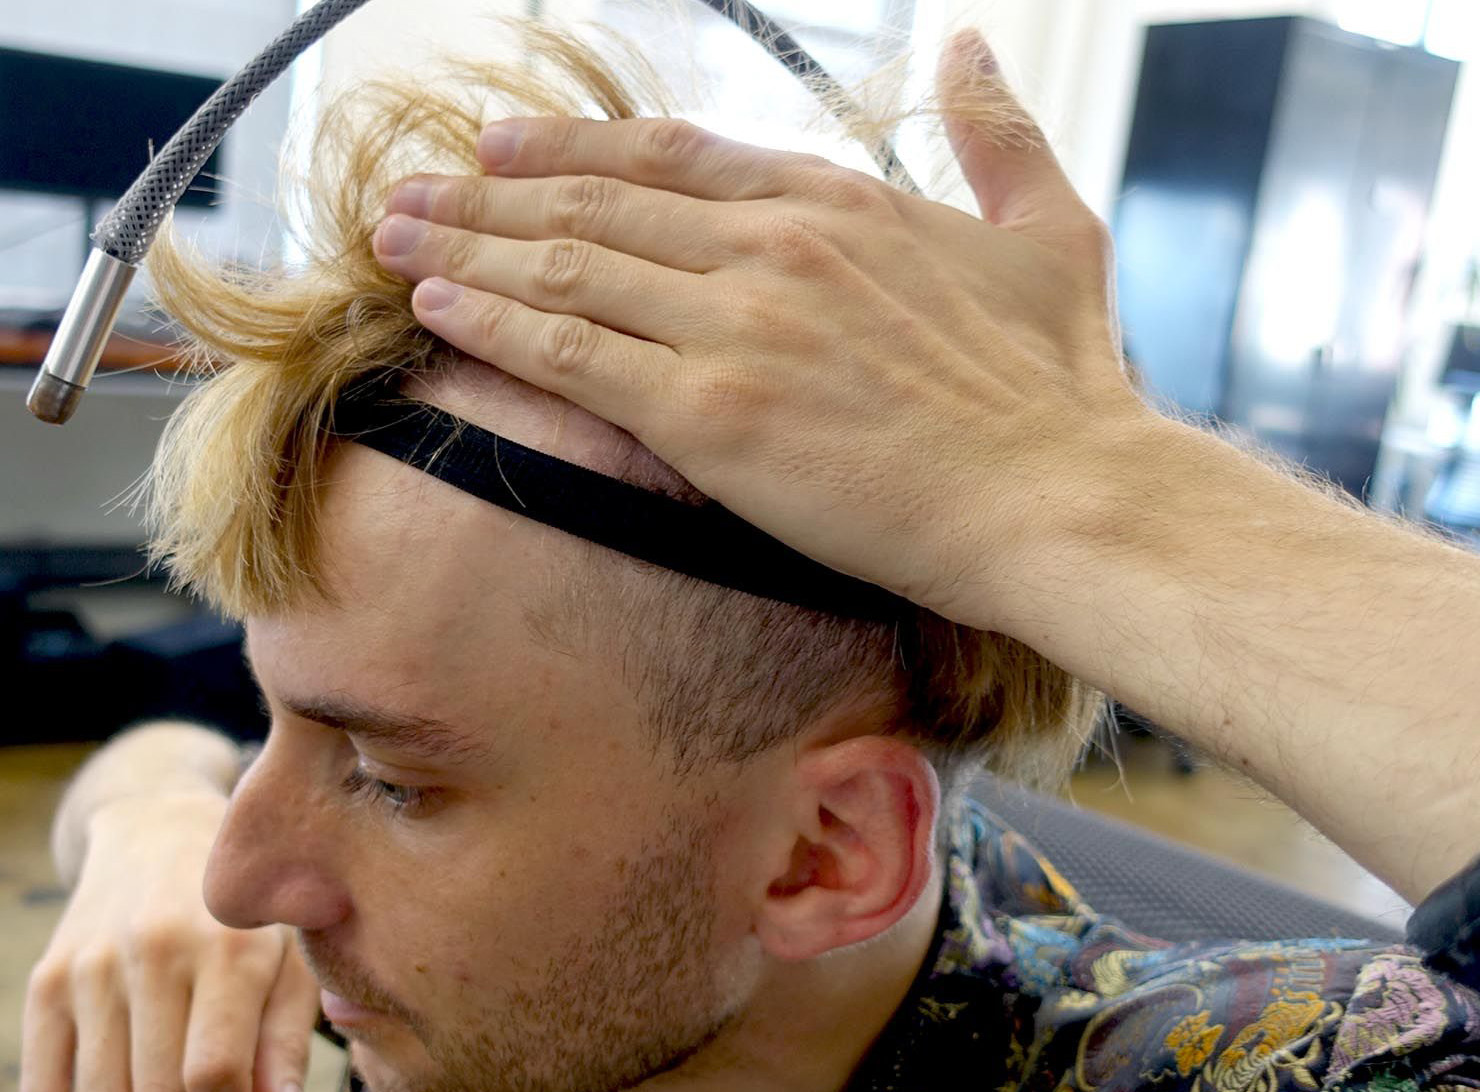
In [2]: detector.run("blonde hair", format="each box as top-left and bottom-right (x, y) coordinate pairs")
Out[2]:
(146, 16), (1108, 794)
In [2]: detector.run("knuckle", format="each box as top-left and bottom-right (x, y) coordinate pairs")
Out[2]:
(683, 361), (767, 421)
(26, 959), (70, 1009)
(550, 174), (614, 238)
(182, 1054), (247, 1092)
(211, 929), (281, 980)
(470, 294), (513, 346)
(438, 229), (480, 277)
(731, 287), (784, 333)
(632, 119), (707, 171)
(814, 168), (891, 214)
(732, 285), (824, 356)
(762, 213), (835, 272)
(789, 152), (835, 176)
(70, 944), (121, 991)
(123, 920), (190, 969)
(541, 315), (597, 376)
(548, 118), (583, 166)
(449, 178), (491, 227)
(534, 239), (593, 301)
(1059, 208), (1112, 259)
(1083, 216), (1116, 268)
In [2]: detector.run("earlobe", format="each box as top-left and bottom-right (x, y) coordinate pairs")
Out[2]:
(755, 738), (939, 962)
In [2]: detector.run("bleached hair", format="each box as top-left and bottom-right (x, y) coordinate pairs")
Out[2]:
(145, 13), (1108, 794)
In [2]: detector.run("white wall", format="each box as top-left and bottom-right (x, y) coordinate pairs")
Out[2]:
(1, 0), (297, 546)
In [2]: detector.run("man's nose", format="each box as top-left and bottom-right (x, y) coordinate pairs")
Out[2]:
(204, 736), (351, 932)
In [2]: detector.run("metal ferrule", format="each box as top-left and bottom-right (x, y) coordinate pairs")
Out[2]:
(27, 249), (137, 424)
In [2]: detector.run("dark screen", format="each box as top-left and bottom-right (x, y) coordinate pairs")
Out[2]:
(0, 46), (224, 208)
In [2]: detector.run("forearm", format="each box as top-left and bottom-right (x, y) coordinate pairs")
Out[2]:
(997, 412), (1480, 905)
(52, 720), (244, 887)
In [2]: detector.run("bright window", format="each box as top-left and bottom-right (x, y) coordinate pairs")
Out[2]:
(1424, 0), (1479, 61)
(1337, 0), (1479, 59)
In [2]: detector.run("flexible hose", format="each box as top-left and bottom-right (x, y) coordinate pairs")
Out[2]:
(94, 0), (916, 267)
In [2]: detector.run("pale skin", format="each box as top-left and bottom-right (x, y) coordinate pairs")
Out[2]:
(22, 23), (1480, 1092)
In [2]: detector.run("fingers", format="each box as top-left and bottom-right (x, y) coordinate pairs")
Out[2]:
(181, 938), (280, 1092)
(408, 278), (674, 436)
(374, 216), (707, 345)
(20, 962), (75, 1092)
(128, 956), (192, 1092)
(386, 172), (728, 273)
(251, 940), (321, 1092)
(935, 29), (1093, 236)
(477, 116), (823, 202)
(71, 950), (131, 1092)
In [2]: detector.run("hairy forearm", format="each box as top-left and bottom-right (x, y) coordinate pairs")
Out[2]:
(998, 412), (1480, 905)
(52, 720), (243, 887)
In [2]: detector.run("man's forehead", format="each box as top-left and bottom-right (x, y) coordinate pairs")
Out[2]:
(409, 362), (666, 485)
(309, 362), (676, 606)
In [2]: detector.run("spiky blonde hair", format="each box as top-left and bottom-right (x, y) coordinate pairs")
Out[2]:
(145, 15), (1107, 794)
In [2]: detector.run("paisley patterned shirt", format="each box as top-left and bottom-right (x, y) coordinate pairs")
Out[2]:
(848, 801), (1480, 1092)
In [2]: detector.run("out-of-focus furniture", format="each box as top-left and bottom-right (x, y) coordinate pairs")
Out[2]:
(1115, 17), (1459, 502)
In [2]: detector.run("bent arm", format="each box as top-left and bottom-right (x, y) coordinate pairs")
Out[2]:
(990, 411), (1480, 907)
(51, 719), (244, 886)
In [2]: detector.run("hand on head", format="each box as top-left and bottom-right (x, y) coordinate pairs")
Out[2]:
(371, 28), (1147, 636)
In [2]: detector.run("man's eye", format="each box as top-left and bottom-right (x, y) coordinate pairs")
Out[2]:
(341, 765), (438, 816)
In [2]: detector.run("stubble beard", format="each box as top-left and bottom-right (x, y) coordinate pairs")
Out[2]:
(330, 807), (746, 1092)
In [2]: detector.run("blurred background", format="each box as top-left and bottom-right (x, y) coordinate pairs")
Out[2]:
(3, 0), (1477, 1080)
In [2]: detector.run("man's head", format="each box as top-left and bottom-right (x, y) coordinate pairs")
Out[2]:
(146, 22), (1105, 1091)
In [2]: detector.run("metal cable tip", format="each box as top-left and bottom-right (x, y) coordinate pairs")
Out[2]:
(25, 249), (138, 425)
(27, 372), (87, 425)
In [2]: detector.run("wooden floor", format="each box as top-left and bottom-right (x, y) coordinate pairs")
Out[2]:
(0, 736), (1410, 1089)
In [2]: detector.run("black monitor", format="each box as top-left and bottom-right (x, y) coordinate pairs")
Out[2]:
(0, 46), (224, 208)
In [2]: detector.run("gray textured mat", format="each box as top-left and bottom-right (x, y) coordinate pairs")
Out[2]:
(970, 774), (1407, 945)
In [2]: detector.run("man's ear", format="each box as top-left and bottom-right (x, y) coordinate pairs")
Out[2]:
(755, 736), (940, 962)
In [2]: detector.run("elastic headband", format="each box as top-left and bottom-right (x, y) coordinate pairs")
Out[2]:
(330, 389), (909, 622)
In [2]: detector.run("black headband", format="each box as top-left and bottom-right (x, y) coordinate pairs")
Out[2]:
(330, 389), (908, 622)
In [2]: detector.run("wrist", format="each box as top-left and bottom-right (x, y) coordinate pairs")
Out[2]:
(76, 790), (231, 882)
(945, 402), (1185, 636)
(86, 786), (232, 835)
(54, 721), (244, 886)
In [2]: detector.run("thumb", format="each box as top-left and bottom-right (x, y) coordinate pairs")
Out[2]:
(937, 28), (1084, 233)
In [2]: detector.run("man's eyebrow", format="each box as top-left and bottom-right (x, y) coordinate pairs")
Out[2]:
(283, 696), (486, 764)
(240, 644), (485, 764)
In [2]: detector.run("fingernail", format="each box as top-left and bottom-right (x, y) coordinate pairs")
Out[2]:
(377, 214), (427, 257)
(282, 1083), (302, 1092)
(478, 120), (524, 167)
(416, 278), (463, 312)
(387, 176), (438, 219)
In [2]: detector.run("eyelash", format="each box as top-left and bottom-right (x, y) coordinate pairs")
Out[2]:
(341, 765), (439, 817)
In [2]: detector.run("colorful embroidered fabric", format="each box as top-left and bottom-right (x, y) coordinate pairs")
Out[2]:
(848, 801), (1480, 1092)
